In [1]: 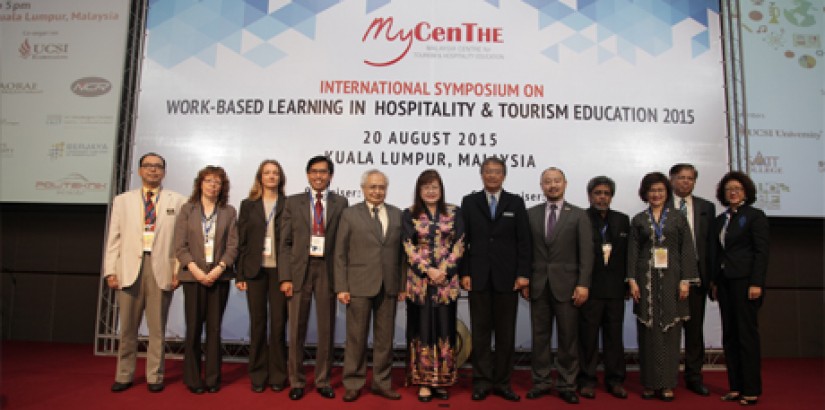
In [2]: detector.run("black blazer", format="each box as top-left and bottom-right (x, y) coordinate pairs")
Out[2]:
(712, 205), (769, 287)
(586, 207), (630, 299)
(460, 189), (531, 292)
(669, 195), (716, 288)
(236, 197), (285, 281)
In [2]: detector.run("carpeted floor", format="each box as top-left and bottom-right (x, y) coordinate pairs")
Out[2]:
(1, 341), (822, 410)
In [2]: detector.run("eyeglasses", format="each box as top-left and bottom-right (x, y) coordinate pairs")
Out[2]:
(140, 163), (165, 170)
(725, 187), (744, 193)
(203, 179), (222, 186)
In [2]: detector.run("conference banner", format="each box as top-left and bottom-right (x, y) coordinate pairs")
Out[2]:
(739, 0), (824, 218)
(0, 0), (129, 203)
(134, 0), (728, 349)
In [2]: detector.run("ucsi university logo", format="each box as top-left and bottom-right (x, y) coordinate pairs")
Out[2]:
(362, 17), (503, 66)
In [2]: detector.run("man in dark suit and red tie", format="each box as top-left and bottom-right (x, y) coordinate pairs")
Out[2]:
(669, 163), (716, 396)
(460, 157), (532, 402)
(279, 156), (348, 400)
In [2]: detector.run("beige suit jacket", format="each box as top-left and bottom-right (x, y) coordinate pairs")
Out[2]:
(103, 188), (186, 291)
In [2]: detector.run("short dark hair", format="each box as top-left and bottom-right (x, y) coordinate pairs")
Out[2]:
(139, 152), (166, 169)
(306, 155), (334, 175)
(638, 172), (672, 203)
(669, 163), (698, 179)
(480, 157), (506, 176)
(587, 176), (615, 196)
(716, 171), (757, 206)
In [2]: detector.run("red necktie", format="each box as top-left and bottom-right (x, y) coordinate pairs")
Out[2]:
(144, 191), (156, 230)
(313, 193), (325, 235)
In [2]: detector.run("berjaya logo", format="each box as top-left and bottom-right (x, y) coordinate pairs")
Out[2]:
(35, 172), (107, 194)
(71, 77), (111, 97)
(19, 38), (69, 60)
(362, 17), (503, 66)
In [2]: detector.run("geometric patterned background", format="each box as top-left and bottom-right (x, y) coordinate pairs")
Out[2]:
(146, 0), (719, 68)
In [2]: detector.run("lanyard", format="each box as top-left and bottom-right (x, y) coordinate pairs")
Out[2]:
(202, 206), (217, 241)
(648, 207), (668, 245)
(265, 200), (277, 227)
(600, 223), (608, 243)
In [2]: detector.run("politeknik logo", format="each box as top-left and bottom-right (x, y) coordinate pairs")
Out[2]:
(361, 17), (504, 66)
(19, 38), (69, 60)
(35, 172), (107, 194)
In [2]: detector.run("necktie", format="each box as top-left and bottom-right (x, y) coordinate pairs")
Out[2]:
(489, 194), (497, 216)
(144, 191), (156, 230)
(546, 203), (557, 240)
(679, 198), (687, 216)
(313, 193), (325, 235)
(372, 205), (383, 239)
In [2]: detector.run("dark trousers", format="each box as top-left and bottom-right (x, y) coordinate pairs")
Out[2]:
(468, 288), (518, 391)
(182, 280), (230, 389)
(288, 258), (336, 388)
(578, 297), (626, 388)
(683, 285), (708, 384)
(245, 267), (288, 387)
(530, 283), (580, 392)
(718, 276), (763, 396)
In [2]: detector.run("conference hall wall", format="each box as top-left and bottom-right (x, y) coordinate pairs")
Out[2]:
(130, 0), (728, 349)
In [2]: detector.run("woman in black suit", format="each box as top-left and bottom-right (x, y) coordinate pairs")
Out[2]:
(235, 160), (288, 393)
(711, 171), (769, 406)
(175, 165), (238, 394)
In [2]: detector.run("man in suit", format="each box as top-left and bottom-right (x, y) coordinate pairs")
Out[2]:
(577, 176), (630, 400)
(334, 169), (403, 402)
(279, 156), (348, 400)
(103, 152), (186, 393)
(526, 167), (593, 404)
(460, 157), (531, 402)
(669, 163), (716, 396)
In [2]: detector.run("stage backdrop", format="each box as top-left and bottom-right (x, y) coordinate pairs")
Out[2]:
(739, 0), (824, 218)
(133, 0), (728, 349)
(0, 0), (129, 203)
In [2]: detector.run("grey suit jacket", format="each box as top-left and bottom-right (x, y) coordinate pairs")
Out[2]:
(279, 190), (348, 288)
(528, 201), (594, 302)
(174, 202), (239, 281)
(333, 202), (403, 297)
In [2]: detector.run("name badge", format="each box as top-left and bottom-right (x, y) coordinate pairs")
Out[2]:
(205, 238), (215, 264)
(310, 235), (325, 257)
(142, 230), (155, 252)
(654, 247), (668, 269)
(263, 234), (273, 256)
(601, 243), (612, 265)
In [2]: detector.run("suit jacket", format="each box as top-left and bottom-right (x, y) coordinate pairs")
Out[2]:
(279, 191), (348, 288)
(334, 202), (403, 297)
(586, 207), (630, 299)
(670, 195), (716, 288)
(527, 201), (594, 301)
(460, 190), (531, 292)
(174, 202), (239, 281)
(236, 197), (285, 280)
(103, 188), (186, 291)
(712, 205), (769, 287)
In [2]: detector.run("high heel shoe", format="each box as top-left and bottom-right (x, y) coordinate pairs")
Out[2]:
(658, 388), (675, 401)
(739, 396), (758, 406)
(721, 392), (742, 401)
(432, 388), (449, 400)
(418, 387), (433, 402)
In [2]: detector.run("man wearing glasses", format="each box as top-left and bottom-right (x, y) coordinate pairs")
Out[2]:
(104, 152), (186, 393)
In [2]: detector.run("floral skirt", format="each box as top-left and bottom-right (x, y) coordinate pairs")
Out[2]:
(407, 299), (457, 387)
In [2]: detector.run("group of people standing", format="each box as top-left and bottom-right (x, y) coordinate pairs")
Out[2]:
(103, 153), (768, 406)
